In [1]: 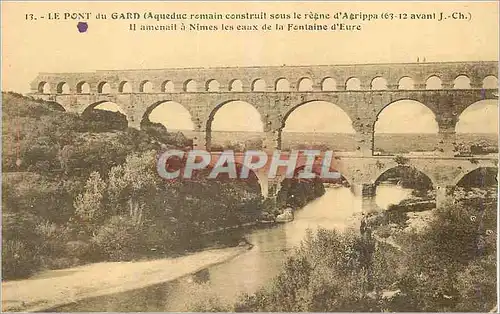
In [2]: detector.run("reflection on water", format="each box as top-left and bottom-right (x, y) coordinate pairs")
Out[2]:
(285, 187), (363, 248)
(375, 183), (413, 209)
(48, 185), (411, 312)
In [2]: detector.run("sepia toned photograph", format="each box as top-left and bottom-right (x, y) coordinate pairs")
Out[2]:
(1, 1), (499, 312)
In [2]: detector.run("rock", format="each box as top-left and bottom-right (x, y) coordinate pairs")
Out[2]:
(276, 208), (294, 223)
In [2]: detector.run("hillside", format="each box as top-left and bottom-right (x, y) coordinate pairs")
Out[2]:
(2, 92), (262, 280)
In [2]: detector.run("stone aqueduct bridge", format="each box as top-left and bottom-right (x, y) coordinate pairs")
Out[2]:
(30, 61), (498, 208)
(205, 151), (497, 209)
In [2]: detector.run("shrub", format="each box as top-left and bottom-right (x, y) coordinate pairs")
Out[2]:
(92, 216), (143, 261)
(394, 155), (409, 165)
(2, 240), (40, 279)
(65, 240), (92, 259)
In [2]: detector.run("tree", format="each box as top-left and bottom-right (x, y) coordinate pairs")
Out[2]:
(73, 171), (107, 234)
(107, 150), (161, 225)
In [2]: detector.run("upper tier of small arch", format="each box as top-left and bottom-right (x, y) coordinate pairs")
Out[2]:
(31, 61), (498, 94)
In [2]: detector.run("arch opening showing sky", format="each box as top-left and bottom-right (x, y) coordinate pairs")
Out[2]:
(375, 100), (438, 133)
(211, 101), (263, 132)
(283, 101), (355, 133)
(456, 100), (498, 133)
(148, 101), (194, 131)
(92, 102), (127, 115)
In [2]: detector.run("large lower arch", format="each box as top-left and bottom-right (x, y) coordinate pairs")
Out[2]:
(456, 100), (498, 134)
(375, 165), (434, 188)
(455, 100), (498, 155)
(205, 100), (264, 151)
(141, 100), (195, 141)
(373, 165), (435, 210)
(374, 99), (439, 155)
(279, 100), (356, 151)
(81, 101), (129, 130)
(45, 101), (66, 112)
(453, 166), (498, 187)
(82, 101), (127, 116)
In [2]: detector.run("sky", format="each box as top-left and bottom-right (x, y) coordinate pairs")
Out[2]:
(2, 1), (499, 133)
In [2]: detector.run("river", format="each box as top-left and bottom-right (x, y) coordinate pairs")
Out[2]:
(46, 183), (412, 312)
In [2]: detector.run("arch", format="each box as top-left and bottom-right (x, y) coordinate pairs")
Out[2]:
(206, 79), (220, 92)
(97, 81), (111, 94)
(140, 80), (153, 93)
(82, 101), (127, 117)
(398, 77), (414, 90)
(425, 75), (442, 89)
(184, 79), (197, 92)
(252, 78), (266, 92)
(141, 100), (194, 131)
(286, 163), (350, 186)
(161, 80), (174, 93)
(455, 100), (498, 133)
(45, 101), (66, 112)
(205, 100), (264, 151)
(345, 77), (361, 90)
(373, 165), (435, 210)
(81, 101), (128, 130)
(229, 79), (243, 92)
(375, 100), (438, 133)
(371, 77), (388, 90)
(453, 75), (471, 89)
(321, 77), (336, 91)
(374, 100), (439, 155)
(38, 82), (51, 94)
(482, 75), (498, 89)
(282, 100), (355, 132)
(375, 165), (435, 189)
(56, 82), (70, 94)
(280, 101), (356, 151)
(275, 78), (290, 92)
(76, 81), (90, 94)
(453, 166), (498, 187)
(297, 77), (314, 91)
(119, 81), (132, 93)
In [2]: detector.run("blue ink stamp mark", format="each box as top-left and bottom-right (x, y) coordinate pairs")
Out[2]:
(77, 22), (88, 33)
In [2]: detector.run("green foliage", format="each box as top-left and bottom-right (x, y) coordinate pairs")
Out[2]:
(189, 296), (232, 312)
(393, 155), (409, 165)
(81, 109), (128, 132)
(3, 92), (266, 279)
(235, 191), (497, 312)
(107, 150), (160, 220)
(377, 165), (433, 191)
(140, 120), (192, 148)
(74, 171), (107, 233)
(2, 173), (78, 223)
(185, 283), (232, 312)
(2, 240), (41, 279)
(91, 215), (143, 261)
(235, 229), (381, 312)
(277, 179), (325, 209)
